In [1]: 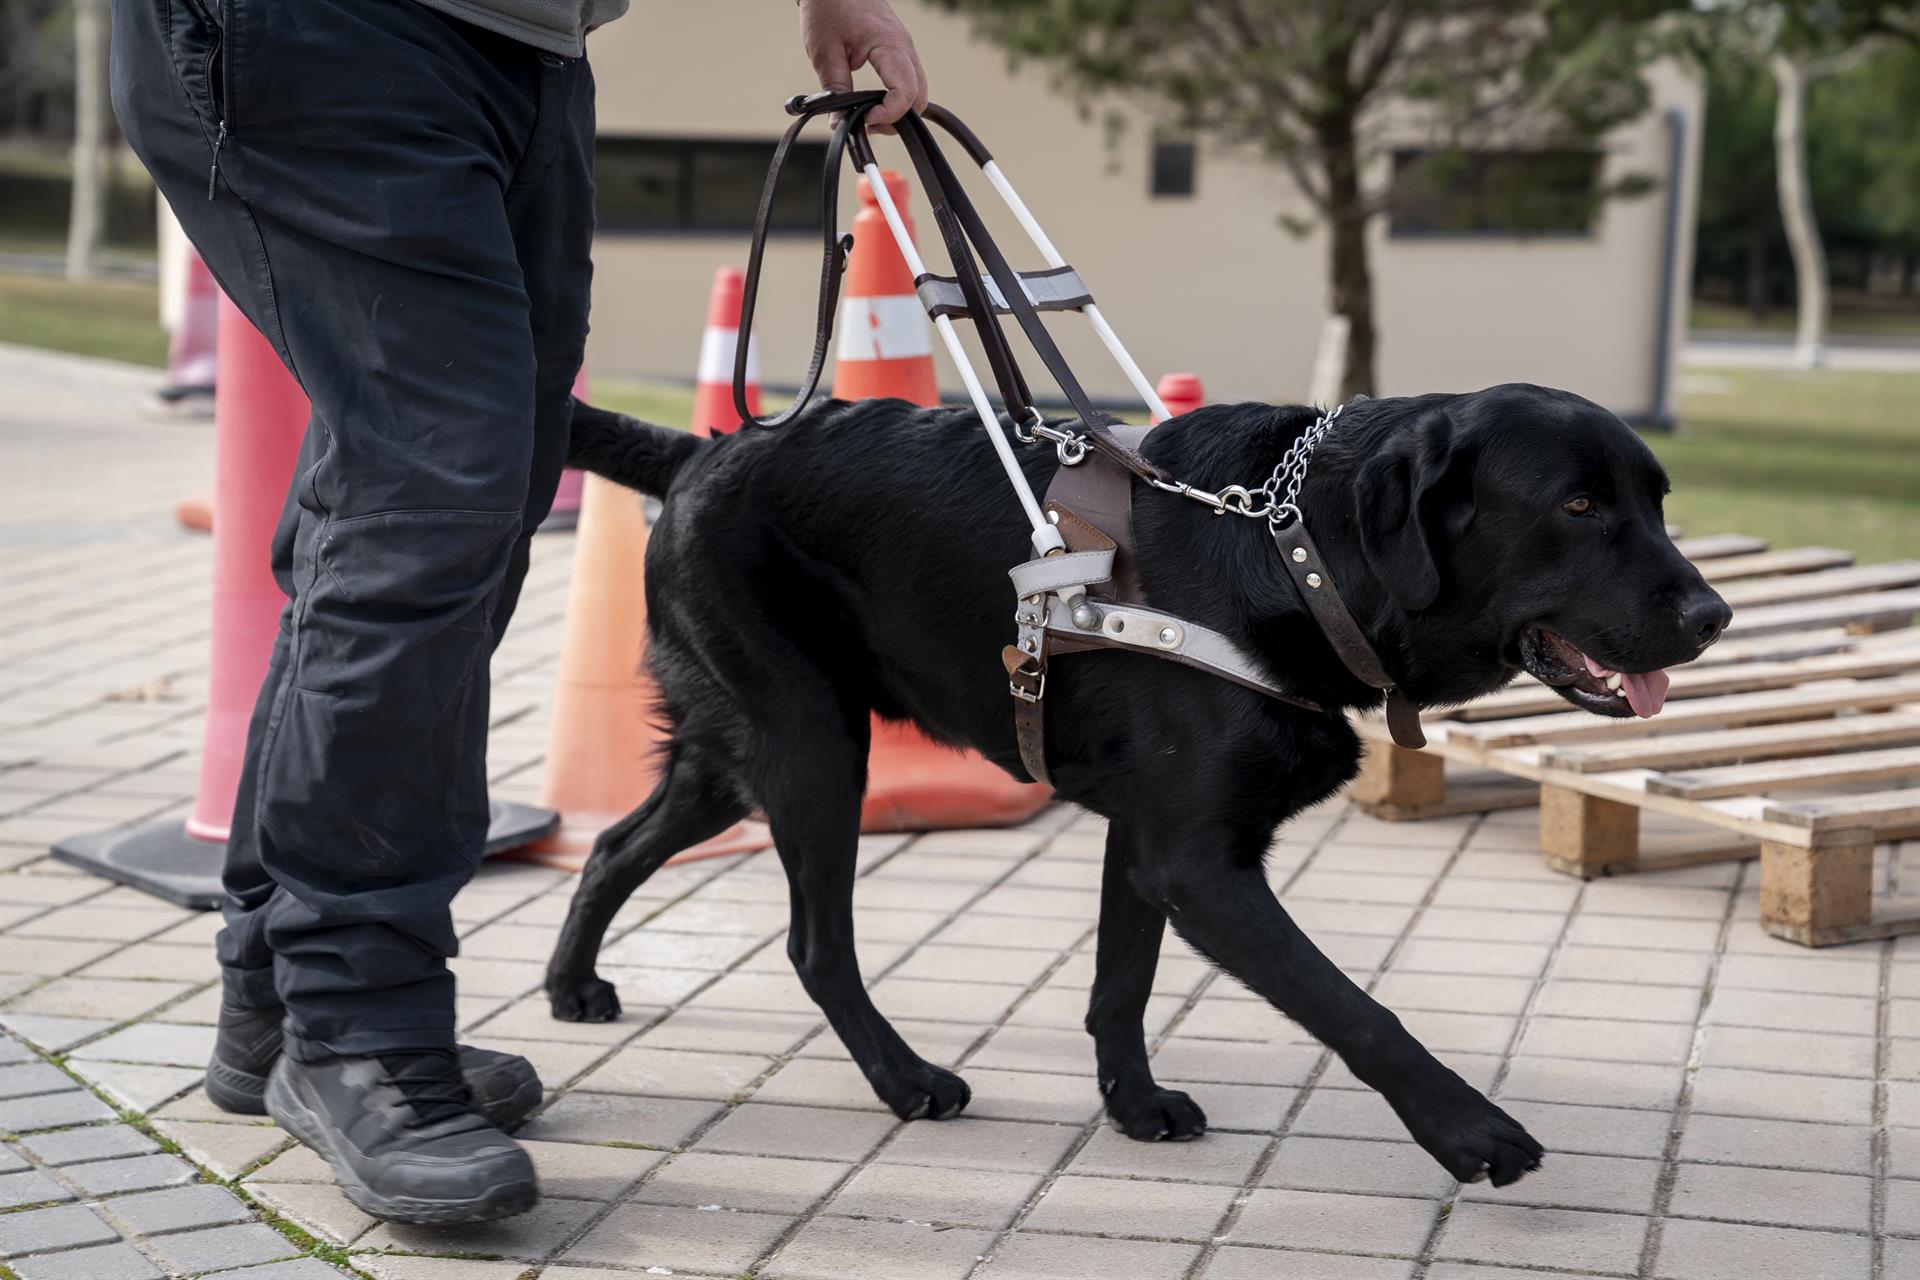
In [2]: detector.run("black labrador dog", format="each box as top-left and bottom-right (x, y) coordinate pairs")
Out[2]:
(544, 383), (1729, 1188)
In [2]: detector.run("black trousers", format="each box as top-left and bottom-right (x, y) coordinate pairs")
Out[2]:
(112, 0), (595, 1059)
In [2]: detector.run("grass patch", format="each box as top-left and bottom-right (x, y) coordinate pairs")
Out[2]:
(591, 378), (698, 431)
(1691, 293), (1920, 341)
(0, 270), (166, 367)
(1660, 366), (1920, 563)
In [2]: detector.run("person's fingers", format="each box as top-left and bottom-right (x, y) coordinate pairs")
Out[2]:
(865, 42), (921, 127)
(811, 38), (854, 95)
(907, 43), (930, 114)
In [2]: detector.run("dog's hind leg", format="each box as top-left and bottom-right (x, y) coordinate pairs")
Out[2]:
(1087, 821), (1208, 1141)
(546, 743), (749, 1023)
(1131, 824), (1543, 1186)
(757, 709), (971, 1123)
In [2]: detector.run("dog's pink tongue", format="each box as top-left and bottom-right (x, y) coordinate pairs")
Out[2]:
(1621, 669), (1670, 719)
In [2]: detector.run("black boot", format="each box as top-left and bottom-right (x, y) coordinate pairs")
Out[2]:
(205, 970), (541, 1128)
(267, 1051), (539, 1224)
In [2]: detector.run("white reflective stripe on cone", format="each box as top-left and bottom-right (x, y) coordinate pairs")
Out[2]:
(697, 327), (759, 384)
(837, 295), (935, 362)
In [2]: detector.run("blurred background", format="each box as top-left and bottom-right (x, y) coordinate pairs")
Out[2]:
(1, 0), (1915, 557)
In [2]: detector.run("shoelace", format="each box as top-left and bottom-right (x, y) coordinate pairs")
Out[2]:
(374, 1050), (475, 1127)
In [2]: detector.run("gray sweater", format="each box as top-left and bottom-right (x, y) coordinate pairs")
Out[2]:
(415, 0), (630, 57)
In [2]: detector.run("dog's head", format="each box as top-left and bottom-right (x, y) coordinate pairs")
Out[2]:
(1334, 383), (1729, 716)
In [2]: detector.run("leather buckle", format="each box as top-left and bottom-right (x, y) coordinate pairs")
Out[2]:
(1008, 666), (1045, 703)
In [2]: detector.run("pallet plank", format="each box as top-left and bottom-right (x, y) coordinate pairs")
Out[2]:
(1675, 533), (1768, 560)
(1456, 640), (1920, 721)
(1723, 590), (1920, 639)
(1648, 746), (1920, 800)
(1697, 546), (1854, 583)
(1763, 788), (1920, 833)
(1716, 562), (1920, 610)
(1540, 711), (1920, 774)
(1450, 676), (1920, 750)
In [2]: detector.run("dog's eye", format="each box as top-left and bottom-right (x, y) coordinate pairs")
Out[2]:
(1563, 496), (1594, 517)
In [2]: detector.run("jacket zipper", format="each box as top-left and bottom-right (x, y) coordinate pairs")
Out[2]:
(208, 119), (228, 200)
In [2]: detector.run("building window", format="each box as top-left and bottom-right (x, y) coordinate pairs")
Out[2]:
(596, 137), (829, 234)
(1390, 149), (1601, 237)
(1150, 141), (1196, 198)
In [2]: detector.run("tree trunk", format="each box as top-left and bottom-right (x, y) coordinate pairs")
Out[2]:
(67, 0), (108, 283)
(1744, 224), (1769, 322)
(1769, 52), (1827, 368)
(1321, 112), (1376, 401)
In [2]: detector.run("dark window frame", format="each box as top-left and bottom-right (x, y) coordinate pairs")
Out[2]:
(1388, 147), (1604, 240)
(1150, 140), (1197, 198)
(594, 135), (830, 236)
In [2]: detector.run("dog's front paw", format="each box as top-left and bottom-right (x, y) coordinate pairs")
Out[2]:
(548, 973), (621, 1023)
(871, 1061), (971, 1121)
(1105, 1083), (1207, 1142)
(1398, 1079), (1543, 1186)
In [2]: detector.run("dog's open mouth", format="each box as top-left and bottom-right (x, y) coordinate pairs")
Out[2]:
(1519, 627), (1671, 719)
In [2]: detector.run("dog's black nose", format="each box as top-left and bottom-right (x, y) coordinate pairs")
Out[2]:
(1681, 592), (1731, 648)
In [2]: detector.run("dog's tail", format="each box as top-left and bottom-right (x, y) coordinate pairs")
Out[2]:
(567, 397), (708, 497)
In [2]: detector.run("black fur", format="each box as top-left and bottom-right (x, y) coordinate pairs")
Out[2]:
(546, 386), (1727, 1185)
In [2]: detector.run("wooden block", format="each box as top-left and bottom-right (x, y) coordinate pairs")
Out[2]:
(1763, 787), (1920, 833)
(1542, 710), (1920, 774)
(1726, 589), (1920, 639)
(1698, 546), (1853, 583)
(1353, 742), (1446, 815)
(1540, 784), (1639, 876)
(1716, 561), (1920, 610)
(1648, 746), (1920, 800)
(1674, 533), (1768, 560)
(1759, 830), (1873, 944)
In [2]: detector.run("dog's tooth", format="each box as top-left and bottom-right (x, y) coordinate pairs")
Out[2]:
(1607, 673), (1624, 691)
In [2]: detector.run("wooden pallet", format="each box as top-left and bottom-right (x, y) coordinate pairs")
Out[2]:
(1353, 536), (1920, 946)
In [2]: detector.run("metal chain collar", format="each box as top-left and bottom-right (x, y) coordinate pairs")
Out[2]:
(1021, 401), (1349, 527)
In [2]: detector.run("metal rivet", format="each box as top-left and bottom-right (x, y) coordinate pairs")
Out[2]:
(1072, 605), (1099, 630)
(1158, 626), (1178, 645)
(1291, 547), (1307, 563)
(1021, 637), (1038, 653)
(1307, 572), (1322, 588)
(1046, 510), (1060, 524)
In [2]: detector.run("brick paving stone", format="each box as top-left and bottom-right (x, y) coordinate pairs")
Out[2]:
(1150, 1038), (1321, 1088)
(152, 1119), (289, 1182)
(633, 1005), (821, 1056)
(752, 1057), (893, 1112)
(1677, 1114), (1872, 1175)
(0, 1168), (72, 1209)
(361, 1196), (602, 1261)
(1667, 1161), (1870, 1231)
(245, 1180), (375, 1247)
(1067, 1127), (1269, 1186)
(1261, 1135), (1456, 1199)
(1652, 1217), (1870, 1279)
(825, 1162), (1039, 1228)
(958, 1070), (1107, 1127)
(1500, 1100), (1675, 1159)
(1141, 1081), (1291, 1134)
(18, 1123), (157, 1165)
(1393, 938), (1552, 978)
(10, 1241), (164, 1280)
(562, 1201), (793, 1272)
(1517, 1015), (1697, 1066)
(574, 1045), (772, 1100)
(103, 1183), (251, 1236)
(635, 1151), (852, 1215)
(1714, 953), (1880, 997)
(1690, 1067), (1875, 1126)
(68, 1061), (205, 1113)
(1549, 944), (1714, 988)
(764, 1215), (994, 1280)
(1498, 1055), (1682, 1112)
(0, 1088), (114, 1132)
(1291, 1086), (1410, 1142)
(516, 1090), (722, 1148)
(0, 1014), (113, 1054)
(1230, 1188), (1438, 1256)
(1879, 1175), (1920, 1235)
(1022, 1174), (1236, 1240)
(1457, 1151), (1661, 1214)
(698, 1101), (897, 1163)
(63, 1152), (197, 1196)
(1204, 1248), (1416, 1279)
(146, 1222), (300, 1274)
(1372, 973), (1536, 1017)
(198, 1260), (349, 1279)
(1696, 1024), (1876, 1078)
(5, 976), (194, 1021)
(0, 1061), (72, 1100)
(352, 1258), (526, 1280)
(519, 1138), (664, 1199)
(1533, 978), (1703, 1023)
(1436, 1202), (1649, 1273)
(0, 1203), (117, 1257)
(979, 1232), (1202, 1279)
(1424, 1267), (1593, 1280)
(69, 1021), (215, 1067)
(879, 1117), (1080, 1174)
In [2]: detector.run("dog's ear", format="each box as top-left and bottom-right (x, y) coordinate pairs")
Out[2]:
(1356, 409), (1457, 612)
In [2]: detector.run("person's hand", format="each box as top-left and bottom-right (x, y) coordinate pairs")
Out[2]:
(797, 0), (929, 130)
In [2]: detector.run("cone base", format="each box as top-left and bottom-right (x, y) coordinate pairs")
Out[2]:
(860, 723), (1051, 834)
(176, 491), (214, 534)
(512, 818), (774, 873)
(51, 800), (561, 911)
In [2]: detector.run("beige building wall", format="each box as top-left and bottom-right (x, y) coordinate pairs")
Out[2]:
(587, 1), (1700, 419)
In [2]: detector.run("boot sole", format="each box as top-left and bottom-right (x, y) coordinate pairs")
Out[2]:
(213, 1053), (543, 1129)
(266, 1067), (538, 1225)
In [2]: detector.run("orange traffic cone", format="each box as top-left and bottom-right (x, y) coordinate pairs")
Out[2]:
(835, 171), (1051, 833)
(1153, 372), (1205, 422)
(835, 172), (939, 405)
(692, 267), (760, 437)
(521, 294), (772, 872)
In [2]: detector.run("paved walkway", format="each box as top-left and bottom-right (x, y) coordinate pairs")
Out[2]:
(2, 341), (1915, 1280)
